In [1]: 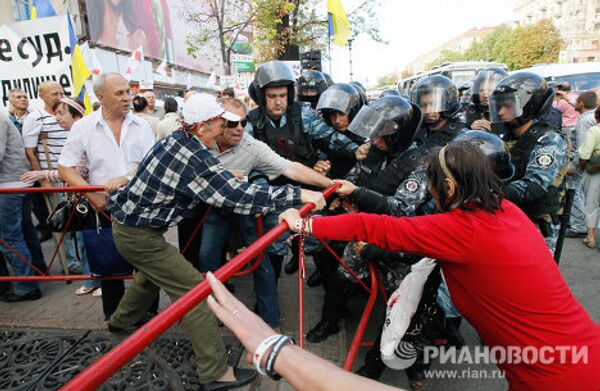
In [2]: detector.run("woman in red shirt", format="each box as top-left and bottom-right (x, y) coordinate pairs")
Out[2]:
(280, 142), (600, 391)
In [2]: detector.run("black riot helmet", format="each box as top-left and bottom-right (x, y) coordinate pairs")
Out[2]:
(411, 75), (461, 123)
(297, 70), (328, 108)
(250, 61), (296, 107)
(471, 67), (508, 110)
(317, 83), (363, 128)
(321, 72), (334, 88)
(452, 130), (515, 181)
(349, 96), (422, 153)
(489, 72), (554, 129)
(378, 89), (402, 99)
(350, 81), (369, 106)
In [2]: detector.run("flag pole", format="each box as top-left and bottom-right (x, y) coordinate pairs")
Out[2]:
(328, 36), (332, 75)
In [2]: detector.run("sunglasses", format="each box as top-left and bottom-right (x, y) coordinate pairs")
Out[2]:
(226, 119), (247, 129)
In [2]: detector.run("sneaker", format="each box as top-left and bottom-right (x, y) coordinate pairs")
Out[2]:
(92, 288), (102, 297)
(75, 286), (96, 295)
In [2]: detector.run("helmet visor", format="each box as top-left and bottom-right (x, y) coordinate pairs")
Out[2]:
(472, 73), (504, 106)
(255, 62), (296, 88)
(317, 89), (352, 114)
(411, 87), (454, 114)
(348, 105), (399, 140)
(489, 92), (524, 123)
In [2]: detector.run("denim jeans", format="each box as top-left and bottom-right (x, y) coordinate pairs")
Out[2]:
(198, 210), (280, 327)
(77, 231), (99, 290)
(0, 194), (44, 295)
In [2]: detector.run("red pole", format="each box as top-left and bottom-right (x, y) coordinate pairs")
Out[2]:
(0, 275), (133, 281)
(297, 232), (305, 348)
(60, 184), (339, 391)
(0, 186), (106, 194)
(343, 262), (378, 371)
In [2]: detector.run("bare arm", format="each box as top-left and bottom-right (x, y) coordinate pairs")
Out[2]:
(58, 164), (108, 210)
(205, 272), (403, 391)
(25, 148), (41, 171)
(282, 162), (332, 188)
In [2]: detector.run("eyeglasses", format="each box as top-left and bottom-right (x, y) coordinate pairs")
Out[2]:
(226, 119), (247, 129)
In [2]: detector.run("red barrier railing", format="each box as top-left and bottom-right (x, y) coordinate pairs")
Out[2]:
(60, 184), (340, 391)
(0, 185), (131, 282)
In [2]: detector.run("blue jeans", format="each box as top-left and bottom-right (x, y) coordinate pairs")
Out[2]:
(198, 210), (280, 327)
(0, 194), (44, 295)
(77, 231), (99, 289)
(49, 193), (83, 271)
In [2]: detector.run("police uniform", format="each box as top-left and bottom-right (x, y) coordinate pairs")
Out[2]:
(503, 122), (568, 253)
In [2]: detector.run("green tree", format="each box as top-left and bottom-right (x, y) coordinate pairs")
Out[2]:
(505, 20), (562, 69)
(424, 19), (562, 72)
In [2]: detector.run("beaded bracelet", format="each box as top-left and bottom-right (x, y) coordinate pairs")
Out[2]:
(265, 335), (295, 380)
(253, 335), (282, 375)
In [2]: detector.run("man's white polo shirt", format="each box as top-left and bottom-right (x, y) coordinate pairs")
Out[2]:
(59, 110), (155, 185)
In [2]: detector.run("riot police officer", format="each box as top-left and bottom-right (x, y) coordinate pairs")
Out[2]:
(378, 89), (402, 99)
(350, 81), (369, 106)
(411, 75), (466, 147)
(466, 67), (508, 130)
(316, 83), (366, 178)
(297, 70), (329, 110)
(321, 72), (334, 88)
(489, 71), (567, 254)
(246, 61), (360, 279)
(305, 96), (422, 344)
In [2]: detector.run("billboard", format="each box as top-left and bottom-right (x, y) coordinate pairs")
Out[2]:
(85, 0), (221, 73)
(0, 15), (72, 108)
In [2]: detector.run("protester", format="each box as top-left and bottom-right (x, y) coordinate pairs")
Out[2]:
(0, 114), (46, 302)
(132, 95), (159, 139)
(21, 80), (82, 274)
(143, 90), (164, 118)
(578, 106), (600, 248)
(7, 88), (31, 133)
(205, 272), (405, 391)
(21, 98), (99, 295)
(567, 90), (599, 238)
(105, 92), (325, 389)
(156, 97), (180, 139)
(198, 97), (334, 327)
(58, 73), (156, 318)
(280, 142), (600, 391)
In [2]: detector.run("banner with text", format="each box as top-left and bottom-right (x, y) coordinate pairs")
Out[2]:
(0, 15), (72, 108)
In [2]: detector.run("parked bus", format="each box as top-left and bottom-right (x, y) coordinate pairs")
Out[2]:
(517, 62), (600, 98)
(397, 61), (507, 95)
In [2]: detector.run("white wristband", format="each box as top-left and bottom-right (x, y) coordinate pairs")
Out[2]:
(253, 335), (282, 375)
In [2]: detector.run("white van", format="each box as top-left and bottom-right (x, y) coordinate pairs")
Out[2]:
(518, 62), (600, 95)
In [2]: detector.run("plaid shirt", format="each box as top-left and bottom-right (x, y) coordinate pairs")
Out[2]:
(108, 130), (301, 228)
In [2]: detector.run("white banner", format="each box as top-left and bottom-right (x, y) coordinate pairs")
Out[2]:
(0, 16), (72, 108)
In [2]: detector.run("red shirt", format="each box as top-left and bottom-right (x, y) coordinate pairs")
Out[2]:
(312, 200), (600, 390)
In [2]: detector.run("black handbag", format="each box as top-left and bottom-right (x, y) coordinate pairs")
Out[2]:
(47, 194), (96, 232)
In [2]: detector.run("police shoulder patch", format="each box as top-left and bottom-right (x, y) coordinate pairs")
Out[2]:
(534, 150), (556, 169)
(404, 178), (420, 193)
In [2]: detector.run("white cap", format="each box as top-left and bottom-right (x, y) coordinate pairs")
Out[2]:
(182, 93), (241, 124)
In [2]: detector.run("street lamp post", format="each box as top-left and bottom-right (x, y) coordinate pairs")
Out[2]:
(348, 38), (354, 82)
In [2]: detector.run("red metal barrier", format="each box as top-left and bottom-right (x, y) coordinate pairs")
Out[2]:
(343, 261), (379, 371)
(0, 185), (132, 282)
(60, 184), (340, 391)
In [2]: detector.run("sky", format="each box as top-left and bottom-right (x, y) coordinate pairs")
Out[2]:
(326, 0), (519, 86)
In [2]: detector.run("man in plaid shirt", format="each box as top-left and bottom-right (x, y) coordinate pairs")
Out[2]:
(107, 93), (325, 390)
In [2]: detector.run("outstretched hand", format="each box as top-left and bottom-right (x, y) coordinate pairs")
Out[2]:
(206, 272), (276, 363)
(334, 179), (358, 197)
(278, 208), (302, 232)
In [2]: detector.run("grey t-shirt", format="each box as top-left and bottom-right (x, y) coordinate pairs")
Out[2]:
(211, 133), (290, 180)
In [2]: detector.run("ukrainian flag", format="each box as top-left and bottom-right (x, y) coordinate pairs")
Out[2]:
(67, 12), (93, 114)
(327, 0), (350, 47)
(31, 0), (57, 20)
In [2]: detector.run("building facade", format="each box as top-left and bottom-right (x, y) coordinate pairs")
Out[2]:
(514, 0), (600, 63)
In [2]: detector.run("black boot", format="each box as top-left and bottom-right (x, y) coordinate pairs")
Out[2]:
(444, 316), (465, 348)
(284, 238), (299, 274)
(355, 340), (386, 380)
(269, 254), (284, 283)
(306, 270), (322, 287)
(306, 319), (340, 343)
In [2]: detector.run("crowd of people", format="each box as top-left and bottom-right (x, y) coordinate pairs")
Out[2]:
(1, 60), (599, 390)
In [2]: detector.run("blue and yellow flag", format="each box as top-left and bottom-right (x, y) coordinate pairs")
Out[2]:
(67, 12), (93, 114)
(327, 0), (350, 47)
(31, 0), (57, 20)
